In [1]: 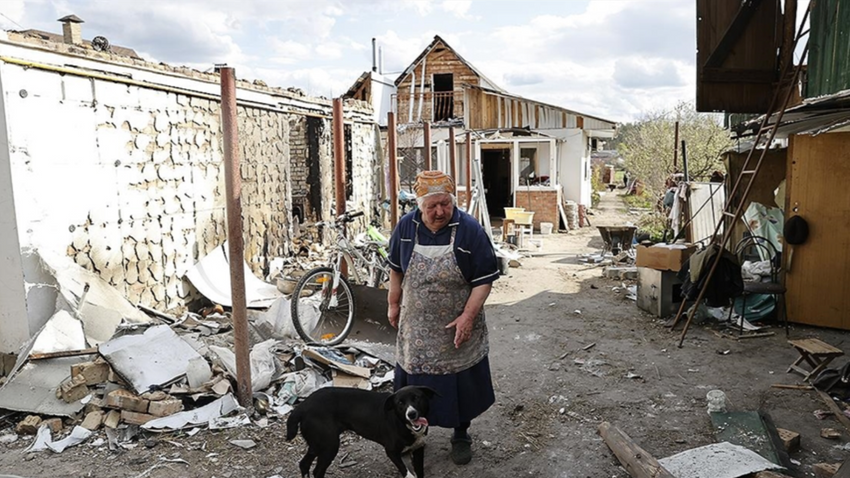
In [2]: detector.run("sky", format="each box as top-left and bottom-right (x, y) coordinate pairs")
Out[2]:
(0, 0), (700, 123)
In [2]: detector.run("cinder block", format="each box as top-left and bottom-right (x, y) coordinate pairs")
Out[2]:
(42, 418), (64, 433)
(776, 428), (801, 452)
(59, 374), (89, 403)
(148, 399), (183, 417)
(81, 411), (104, 431)
(120, 410), (156, 425)
(15, 415), (42, 435)
(106, 389), (150, 413)
(71, 360), (111, 385)
(103, 410), (121, 429)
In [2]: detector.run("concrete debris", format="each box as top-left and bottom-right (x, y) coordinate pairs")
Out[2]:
(0, 276), (396, 450)
(99, 324), (209, 394)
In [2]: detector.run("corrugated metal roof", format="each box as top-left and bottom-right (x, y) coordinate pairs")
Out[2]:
(806, 0), (850, 98)
(732, 88), (850, 139)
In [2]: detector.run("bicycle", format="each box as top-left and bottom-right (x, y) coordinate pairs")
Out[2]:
(290, 210), (392, 345)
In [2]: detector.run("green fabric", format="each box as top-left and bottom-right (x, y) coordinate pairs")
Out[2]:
(734, 293), (775, 321)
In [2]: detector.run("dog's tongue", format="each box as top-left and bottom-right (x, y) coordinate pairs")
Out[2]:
(414, 417), (428, 427)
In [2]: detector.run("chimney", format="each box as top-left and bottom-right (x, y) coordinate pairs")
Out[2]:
(58, 15), (84, 46)
(371, 38), (377, 73)
(379, 46), (384, 75)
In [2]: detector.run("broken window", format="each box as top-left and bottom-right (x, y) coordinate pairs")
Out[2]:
(433, 73), (454, 122)
(519, 148), (538, 185)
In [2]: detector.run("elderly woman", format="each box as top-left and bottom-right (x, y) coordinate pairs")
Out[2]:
(387, 170), (500, 466)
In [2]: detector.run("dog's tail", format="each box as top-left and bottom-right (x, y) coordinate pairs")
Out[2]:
(285, 408), (302, 441)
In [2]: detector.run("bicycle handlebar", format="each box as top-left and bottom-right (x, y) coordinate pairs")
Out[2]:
(337, 210), (364, 223)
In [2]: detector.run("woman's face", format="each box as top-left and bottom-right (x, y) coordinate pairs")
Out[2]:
(421, 193), (454, 231)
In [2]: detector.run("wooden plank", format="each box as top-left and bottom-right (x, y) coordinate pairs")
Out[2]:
(597, 422), (676, 478)
(785, 133), (850, 330)
(704, 0), (765, 68)
(701, 67), (777, 83)
(815, 389), (850, 433)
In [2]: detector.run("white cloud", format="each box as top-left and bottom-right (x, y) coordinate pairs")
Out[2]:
(441, 0), (472, 18)
(613, 57), (687, 89)
(0, 0), (26, 28)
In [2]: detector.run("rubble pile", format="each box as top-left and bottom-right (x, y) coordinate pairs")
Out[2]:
(0, 313), (396, 454)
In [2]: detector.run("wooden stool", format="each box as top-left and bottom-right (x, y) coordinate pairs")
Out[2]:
(787, 339), (844, 382)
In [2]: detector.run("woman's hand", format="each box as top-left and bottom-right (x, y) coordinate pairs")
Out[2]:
(388, 303), (400, 328)
(445, 314), (474, 349)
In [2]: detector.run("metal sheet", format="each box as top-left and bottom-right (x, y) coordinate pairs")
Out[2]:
(98, 325), (207, 394)
(0, 356), (91, 417)
(659, 442), (783, 478)
(185, 242), (281, 308)
(688, 182), (725, 244)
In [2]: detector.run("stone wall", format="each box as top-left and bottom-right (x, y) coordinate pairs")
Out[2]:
(2, 59), (376, 315)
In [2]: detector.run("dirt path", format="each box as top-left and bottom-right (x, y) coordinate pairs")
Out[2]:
(2, 191), (849, 477)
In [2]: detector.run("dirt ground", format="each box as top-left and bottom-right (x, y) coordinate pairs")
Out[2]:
(2, 190), (849, 478)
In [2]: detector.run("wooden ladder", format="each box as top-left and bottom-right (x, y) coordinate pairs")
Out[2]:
(671, 5), (812, 347)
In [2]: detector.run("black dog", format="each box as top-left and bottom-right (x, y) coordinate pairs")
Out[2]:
(286, 385), (438, 478)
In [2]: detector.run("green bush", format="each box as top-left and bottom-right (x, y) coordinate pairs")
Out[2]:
(622, 193), (653, 210)
(637, 211), (668, 243)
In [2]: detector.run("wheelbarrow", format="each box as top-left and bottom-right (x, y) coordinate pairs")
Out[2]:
(597, 226), (637, 255)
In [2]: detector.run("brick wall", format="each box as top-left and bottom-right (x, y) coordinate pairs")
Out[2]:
(514, 189), (559, 230)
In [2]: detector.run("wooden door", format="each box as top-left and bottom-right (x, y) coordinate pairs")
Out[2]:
(785, 132), (850, 329)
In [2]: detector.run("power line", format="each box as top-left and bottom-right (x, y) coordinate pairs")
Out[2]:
(0, 12), (24, 29)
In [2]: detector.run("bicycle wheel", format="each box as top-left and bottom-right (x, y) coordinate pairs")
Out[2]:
(290, 267), (356, 346)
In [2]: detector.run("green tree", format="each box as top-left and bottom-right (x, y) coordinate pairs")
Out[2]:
(618, 102), (733, 197)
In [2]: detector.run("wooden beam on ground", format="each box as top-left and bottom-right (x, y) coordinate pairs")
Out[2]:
(816, 389), (850, 433)
(597, 422), (676, 478)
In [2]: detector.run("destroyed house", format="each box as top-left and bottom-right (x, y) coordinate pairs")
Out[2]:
(349, 35), (617, 228)
(0, 17), (381, 355)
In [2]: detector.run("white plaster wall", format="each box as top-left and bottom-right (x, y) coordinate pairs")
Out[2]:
(557, 129), (592, 206)
(370, 73), (395, 127)
(0, 42), (378, 347)
(0, 63), (30, 354)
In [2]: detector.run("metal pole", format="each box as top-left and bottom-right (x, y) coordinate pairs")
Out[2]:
(388, 111), (399, 228)
(449, 127), (457, 181)
(333, 98), (347, 277)
(333, 98), (346, 216)
(681, 139), (689, 182)
(423, 122), (432, 170)
(219, 67), (252, 408)
(673, 120), (680, 172)
(465, 132), (472, 208)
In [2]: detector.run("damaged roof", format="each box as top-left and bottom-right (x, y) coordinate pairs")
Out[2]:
(12, 29), (142, 59)
(732, 88), (850, 139)
(395, 35), (507, 93)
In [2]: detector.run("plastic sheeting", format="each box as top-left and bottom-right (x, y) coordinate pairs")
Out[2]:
(185, 241), (281, 308)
